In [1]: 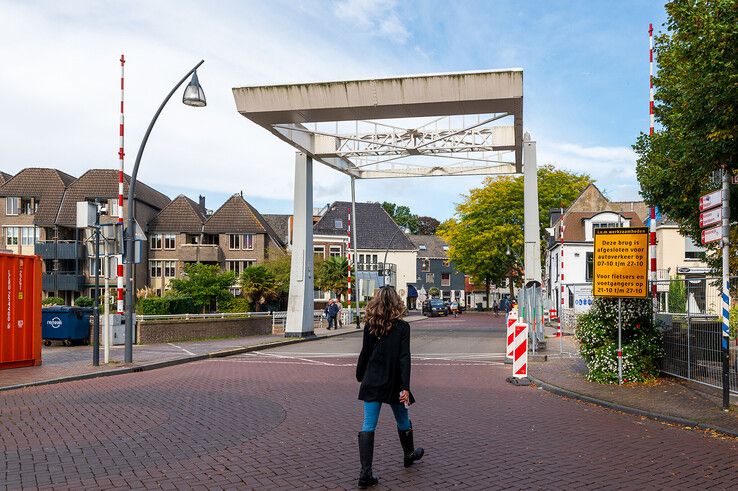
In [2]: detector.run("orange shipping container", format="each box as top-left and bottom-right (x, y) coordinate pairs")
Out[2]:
(0, 252), (42, 369)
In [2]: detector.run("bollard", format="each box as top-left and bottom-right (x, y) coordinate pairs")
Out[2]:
(505, 309), (518, 365)
(507, 321), (531, 386)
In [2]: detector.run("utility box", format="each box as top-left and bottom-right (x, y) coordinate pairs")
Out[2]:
(0, 252), (42, 369)
(108, 314), (126, 346)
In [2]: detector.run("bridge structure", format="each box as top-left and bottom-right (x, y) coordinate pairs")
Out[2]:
(232, 69), (541, 336)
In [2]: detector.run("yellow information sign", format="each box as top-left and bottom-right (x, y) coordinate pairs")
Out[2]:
(593, 227), (649, 298)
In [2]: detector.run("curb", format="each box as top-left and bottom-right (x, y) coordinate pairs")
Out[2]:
(528, 374), (738, 438)
(0, 328), (362, 394)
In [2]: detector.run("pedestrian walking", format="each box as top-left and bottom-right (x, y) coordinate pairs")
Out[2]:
(336, 299), (344, 328)
(355, 286), (424, 489)
(325, 299), (339, 330)
(493, 300), (499, 317)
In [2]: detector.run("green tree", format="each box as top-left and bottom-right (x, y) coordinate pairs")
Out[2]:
(439, 165), (591, 306)
(634, 0), (738, 274)
(240, 265), (277, 311)
(315, 256), (349, 299)
(169, 263), (236, 313)
(381, 202), (421, 234)
(262, 254), (291, 309)
(428, 287), (440, 297)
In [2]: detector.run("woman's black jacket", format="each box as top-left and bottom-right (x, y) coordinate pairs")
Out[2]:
(356, 320), (414, 405)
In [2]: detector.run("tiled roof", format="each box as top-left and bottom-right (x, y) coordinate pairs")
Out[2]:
(204, 194), (285, 247)
(148, 195), (206, 234)
(313, 201), (415, 250)
(558, 211), (645, 242)
(610, 201), (650, 221)
(407, 234), (449, 259)
(0, 168), (77, 226)
(55, 169), (170, 227)
(0, 171), (12, 185)
(264, 214), (291, 245)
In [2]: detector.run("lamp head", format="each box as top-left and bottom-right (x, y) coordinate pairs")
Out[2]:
(182, 70), (206, 107)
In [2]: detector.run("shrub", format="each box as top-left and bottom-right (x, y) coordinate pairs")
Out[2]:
(42, 296), (65, 306)
(575, 297), (663, 384)
(136, 296), (198, 315)
(668, 278), (686, 313)
(428, 287), (440, 297)
(219, 296), (252, 313)
(74, 296), (93, 307)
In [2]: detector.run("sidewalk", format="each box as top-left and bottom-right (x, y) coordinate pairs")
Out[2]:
(530, 327), (738, 436)
(0, 314), (426, 392)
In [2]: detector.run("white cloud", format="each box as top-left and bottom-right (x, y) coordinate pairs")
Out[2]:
(333, 0), (410, 44)
(538, 141), (641, 200)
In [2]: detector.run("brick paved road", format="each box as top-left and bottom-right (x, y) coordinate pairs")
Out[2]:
(2, 313), (737, 490)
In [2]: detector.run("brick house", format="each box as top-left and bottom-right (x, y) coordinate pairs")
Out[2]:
(0, 167), (170, 303)
(147, 193), (286, 294)
(407, 234), (465, 309)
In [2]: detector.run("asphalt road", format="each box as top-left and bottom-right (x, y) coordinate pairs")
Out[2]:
(1, 313), (737, 490)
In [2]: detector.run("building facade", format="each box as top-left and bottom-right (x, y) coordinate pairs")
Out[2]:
(407, 234), (465, 309)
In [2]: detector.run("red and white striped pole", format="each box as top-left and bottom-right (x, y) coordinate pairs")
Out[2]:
(346, 207), (352, 322)
(116, 54), (125, 315)
(557, 213), (564, 338)
(649, 23), (655, 137)
(648, 25), (658, 311)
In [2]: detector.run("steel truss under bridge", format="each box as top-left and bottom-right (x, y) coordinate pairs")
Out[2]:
(232, 69), (524, 179)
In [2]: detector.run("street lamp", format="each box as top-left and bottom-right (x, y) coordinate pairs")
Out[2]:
(124, 60), (206, 363)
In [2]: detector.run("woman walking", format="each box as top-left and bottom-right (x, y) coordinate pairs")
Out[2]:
(355, 286), (424, 489)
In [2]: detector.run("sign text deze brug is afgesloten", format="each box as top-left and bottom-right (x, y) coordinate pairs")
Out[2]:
(593, 227), (649, 298)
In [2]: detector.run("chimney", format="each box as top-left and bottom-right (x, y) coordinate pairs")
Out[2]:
(198, 195), (206, 210)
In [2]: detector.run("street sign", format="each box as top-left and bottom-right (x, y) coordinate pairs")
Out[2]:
(701, 225), (722, 245)
(700, 207), (722, 228)
(699, 189), (722, 211)
(592, 227), (649, 298)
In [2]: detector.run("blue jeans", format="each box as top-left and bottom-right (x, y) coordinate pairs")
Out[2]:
(361, 401), (411, 432)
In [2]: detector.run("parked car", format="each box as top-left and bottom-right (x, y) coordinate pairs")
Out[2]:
(422, 298), (448, 317)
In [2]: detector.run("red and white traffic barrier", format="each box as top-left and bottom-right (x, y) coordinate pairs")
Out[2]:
(506, 309), (518, 362)
(512, 321), (528, 378)
(117, 53), (125, 315)
(549, 308), (557, 321)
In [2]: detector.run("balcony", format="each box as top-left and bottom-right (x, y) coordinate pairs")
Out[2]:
(42, 272), (84, 292)
(35, 241), (85, 260)
(177, 244), (223, 263)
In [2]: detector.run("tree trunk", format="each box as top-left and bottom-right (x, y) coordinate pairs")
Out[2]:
(485, 277), (491, 310)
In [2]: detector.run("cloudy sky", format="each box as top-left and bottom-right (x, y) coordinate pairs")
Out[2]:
(0, 0), (667, 220)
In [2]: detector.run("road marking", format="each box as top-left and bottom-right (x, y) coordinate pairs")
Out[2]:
(167, 343), (196, 356)
(253, 351), (337, 366)
(214, 359), (505, 367)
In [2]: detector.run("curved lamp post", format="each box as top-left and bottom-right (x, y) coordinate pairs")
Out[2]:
(124, 60), (206, 363)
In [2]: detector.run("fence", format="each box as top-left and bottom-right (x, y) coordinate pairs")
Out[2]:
(656, 277), (738, 394)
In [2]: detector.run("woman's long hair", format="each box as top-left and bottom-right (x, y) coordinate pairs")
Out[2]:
(364, 286), (405, 337)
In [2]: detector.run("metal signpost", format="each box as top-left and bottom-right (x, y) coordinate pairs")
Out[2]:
(592, 227), (649, 384)
(700, 174), (731, 410)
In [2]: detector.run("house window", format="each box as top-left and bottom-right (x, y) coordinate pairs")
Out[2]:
(685, 237), (705, 260)
(586, 252), (593, 281)
(164, 261), (176, 278)
(242, 233), (254, 250)
(150, 234), (162, 250)
(108, 199), (120, 217)
(149, 260), (162, 278)
(21, 227), (35, 246)
(226, 260), (255, 277)
(329, 246), (342, 257)
(185, 234), (199, 244)
(441, 273), (451, 287)
(359, 254), (364, 264)
(314, 245), (325, 258)
(592, 222), (618, 230)
(5, 197), (19, 216)
(229, 234), (241, 250)
(334, 219), (343, 229)
(426, 273), (435, 284)
(442, 259), (450, 267)
(4, 227), (19, 246)
(555, 253), (559, 278)
(421, 259), (430, 272)
(20, 197), (36, 214)
(163, 233), (176, 250)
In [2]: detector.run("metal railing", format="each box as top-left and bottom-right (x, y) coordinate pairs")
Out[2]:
(657, 276), (737, 393)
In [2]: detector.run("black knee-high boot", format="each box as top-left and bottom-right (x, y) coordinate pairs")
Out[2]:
(358, 431), (379, 488)
(398, 425), (424, 468)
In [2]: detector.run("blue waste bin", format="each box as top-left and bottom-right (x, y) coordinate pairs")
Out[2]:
(42, 306), (92, 346)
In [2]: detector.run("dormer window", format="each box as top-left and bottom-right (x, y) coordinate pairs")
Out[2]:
(334, 219), (343, 229)
(419, 245), (427, 251)
(442, 245), (449, 251)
